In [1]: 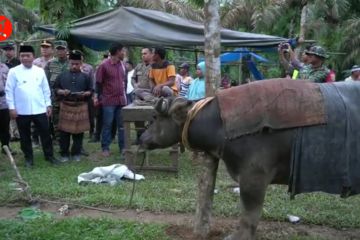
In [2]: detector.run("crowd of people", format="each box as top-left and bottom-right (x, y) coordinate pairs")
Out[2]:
(0, 41), (207, 168)
(0, 40), (358, 168)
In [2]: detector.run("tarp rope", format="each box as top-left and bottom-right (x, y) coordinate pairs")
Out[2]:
(181, 97), (214, 151)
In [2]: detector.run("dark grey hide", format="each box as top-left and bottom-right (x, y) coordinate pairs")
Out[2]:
(140, 97), (294, 240)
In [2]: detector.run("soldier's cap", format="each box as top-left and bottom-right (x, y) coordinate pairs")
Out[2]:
(68, 50), (83, 60)
(54, 40), (68, 49)
(304, 45), (328, 59)
(179, 62), (190, 69)
(1, 42), (15, 50)
(351, 65), (360, 73)
(40, 40), (53, 47)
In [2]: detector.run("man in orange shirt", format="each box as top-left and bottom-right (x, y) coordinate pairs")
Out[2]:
(149, 47), (177, 97)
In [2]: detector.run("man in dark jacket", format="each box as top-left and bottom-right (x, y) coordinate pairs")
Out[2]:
(54, 50), (92, 162)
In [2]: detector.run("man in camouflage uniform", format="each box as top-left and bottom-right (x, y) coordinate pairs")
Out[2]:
(279, 43), (329, 83)
(44, 40), (69, 140)
(299, 46), (329, 83)
(32, 40), (54, 146)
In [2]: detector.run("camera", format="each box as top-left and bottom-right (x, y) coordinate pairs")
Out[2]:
(280, 42), (290, 51)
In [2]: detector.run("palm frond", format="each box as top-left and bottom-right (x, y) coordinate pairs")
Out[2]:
(251, 4), (283, 31)
(0, 6), (14, 22)
(342, 17), (360, 34)
(220, 3), (247, 29)
(147, 0), (166, 11)
(164, 0), (204, 22)
(56, 21), (72, 39)
(4, 0), (40, 24)
(342, 47), (360, 67)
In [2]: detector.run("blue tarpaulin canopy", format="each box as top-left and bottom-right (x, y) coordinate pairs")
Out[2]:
(219, 48), (269, 64)
(199, 48), (268, 80)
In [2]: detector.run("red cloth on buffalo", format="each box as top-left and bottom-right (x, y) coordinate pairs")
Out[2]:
(216, 79), (326, 139)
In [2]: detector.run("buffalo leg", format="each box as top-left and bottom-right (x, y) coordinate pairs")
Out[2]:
(225, 172), (269, 240)
(194, 153), (219, 238)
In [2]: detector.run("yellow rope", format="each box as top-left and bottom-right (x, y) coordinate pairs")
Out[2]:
(181, 97), (215, 150)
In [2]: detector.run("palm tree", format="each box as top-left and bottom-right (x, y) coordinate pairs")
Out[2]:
(1, 0), (41, 30)
(116, 0), (204, 22)
(220, 0), (288, 32)
(340, 17), (360, 67)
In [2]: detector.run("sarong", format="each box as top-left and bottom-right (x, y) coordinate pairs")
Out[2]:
(58, 101), (90, 134)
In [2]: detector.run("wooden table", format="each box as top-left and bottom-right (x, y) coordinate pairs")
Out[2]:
(122, 104), (179, 173)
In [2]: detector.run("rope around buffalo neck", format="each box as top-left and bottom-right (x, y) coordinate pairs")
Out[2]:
(181, 97), (215, 151)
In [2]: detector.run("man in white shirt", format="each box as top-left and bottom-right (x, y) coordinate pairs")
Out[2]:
(5, 45), (58, 167)
(345, 65), (360, 82)
(125, 60), (134, 104)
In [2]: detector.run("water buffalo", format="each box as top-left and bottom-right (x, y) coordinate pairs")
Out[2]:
(139, 80), (360, 240)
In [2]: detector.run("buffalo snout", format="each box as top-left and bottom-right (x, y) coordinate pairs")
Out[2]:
(138, 131), (156, 150)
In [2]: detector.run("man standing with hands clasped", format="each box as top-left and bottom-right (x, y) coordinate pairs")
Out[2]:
(5, 45), (58, 167)
(54, 50), (92, 162)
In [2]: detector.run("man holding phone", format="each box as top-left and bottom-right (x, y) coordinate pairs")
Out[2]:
(279, 42), (329, 83)
(54, 50), (92, 162)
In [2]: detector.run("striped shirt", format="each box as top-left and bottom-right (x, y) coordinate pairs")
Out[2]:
(96, 58), (127, 106)
(179, 76), (192, 97)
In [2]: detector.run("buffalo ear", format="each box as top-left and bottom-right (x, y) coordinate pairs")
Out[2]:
(168, 98), (193, 125)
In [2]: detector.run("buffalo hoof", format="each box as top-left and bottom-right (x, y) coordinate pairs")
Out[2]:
(223, 230), (254, 240)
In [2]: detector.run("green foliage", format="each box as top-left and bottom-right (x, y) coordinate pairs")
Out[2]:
(38, 0), (105, 43)
(39, 0), (102, 23)
(55, 21), (72, 39)
(23, 0), (40, 10)
(339, 17), (360, 68)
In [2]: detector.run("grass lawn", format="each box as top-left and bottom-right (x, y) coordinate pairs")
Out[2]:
(1, 136), (360, 234)
(0, 217), (170, 240)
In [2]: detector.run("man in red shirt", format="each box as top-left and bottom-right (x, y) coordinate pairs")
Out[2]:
(94, 43), (127, 157)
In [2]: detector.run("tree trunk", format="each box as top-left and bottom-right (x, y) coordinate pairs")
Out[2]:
(296, 3), (308, 57)
(203, 0), (221, 96)
(299, 4), (307, 42)
(193, 0), (221, 238)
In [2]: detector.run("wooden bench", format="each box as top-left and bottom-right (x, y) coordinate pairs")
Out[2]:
(122, 104), (179, 173)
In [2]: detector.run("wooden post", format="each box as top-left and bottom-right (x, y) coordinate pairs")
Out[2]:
(194, 0), (221, 237)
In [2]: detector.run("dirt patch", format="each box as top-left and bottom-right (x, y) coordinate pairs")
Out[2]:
(166, 222), (360, 240)
(1, 202), (359, 240)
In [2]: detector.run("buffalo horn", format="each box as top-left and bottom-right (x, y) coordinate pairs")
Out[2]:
(154, 97), (169, 114)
